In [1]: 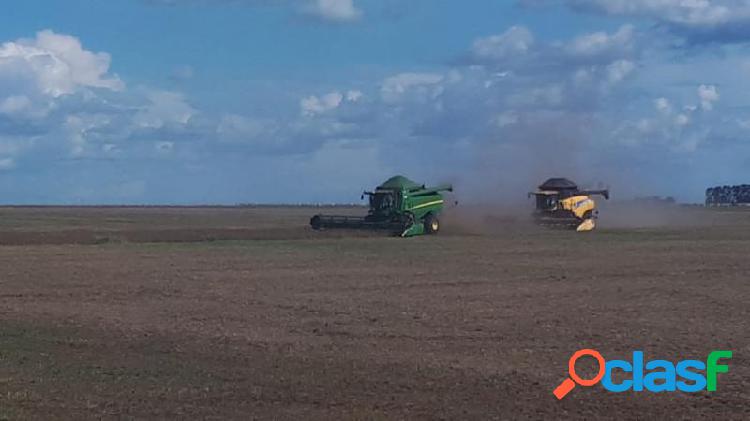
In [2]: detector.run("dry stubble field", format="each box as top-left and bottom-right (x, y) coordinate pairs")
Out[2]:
(0, 206), (749, 419)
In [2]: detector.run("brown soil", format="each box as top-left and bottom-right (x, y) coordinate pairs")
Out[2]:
(1, 206), (749, 419)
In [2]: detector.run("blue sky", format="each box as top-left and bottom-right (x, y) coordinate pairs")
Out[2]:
(1, 0), (749, 204)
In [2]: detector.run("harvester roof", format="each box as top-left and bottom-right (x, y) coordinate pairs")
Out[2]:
(539, 178), (579, 191)
(378, 175), (424, 191)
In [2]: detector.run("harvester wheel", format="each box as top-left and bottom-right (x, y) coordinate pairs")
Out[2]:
(424, 214), (440, 234)
(310, 215), (322, 230)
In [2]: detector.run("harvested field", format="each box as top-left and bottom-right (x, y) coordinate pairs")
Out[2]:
(1, 206), (749, 419)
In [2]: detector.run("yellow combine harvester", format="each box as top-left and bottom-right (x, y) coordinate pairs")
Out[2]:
(529, 178), (610, 232)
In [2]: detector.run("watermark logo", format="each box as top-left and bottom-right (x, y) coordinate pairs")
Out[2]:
(553, 349), (732, 399)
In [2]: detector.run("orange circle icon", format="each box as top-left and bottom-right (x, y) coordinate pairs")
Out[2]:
(553, 348), (606, 400)
(568, 349), (606, 386)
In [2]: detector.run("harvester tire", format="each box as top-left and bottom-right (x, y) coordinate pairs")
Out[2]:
(424, 214), (440, 234)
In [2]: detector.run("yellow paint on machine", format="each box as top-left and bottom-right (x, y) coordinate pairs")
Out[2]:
(410, 200), (444, 210)
(560, 195), (597, 219)
(576, 219), (596, 232)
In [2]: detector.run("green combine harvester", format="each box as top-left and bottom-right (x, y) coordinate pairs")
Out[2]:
(310, 175), (453, 237)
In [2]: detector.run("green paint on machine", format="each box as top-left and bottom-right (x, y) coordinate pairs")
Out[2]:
(310, 176), (453, 237)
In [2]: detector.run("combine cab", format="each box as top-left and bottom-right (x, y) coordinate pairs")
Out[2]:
(529, 178), (609, 232)
(310, 176), (453, 237)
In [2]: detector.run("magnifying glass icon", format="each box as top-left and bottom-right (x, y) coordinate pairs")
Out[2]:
(553, 349), (606, 400)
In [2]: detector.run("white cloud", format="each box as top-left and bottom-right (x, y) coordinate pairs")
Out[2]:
(606, 59), (635, 84)
(538, 0), (750, 43)
(655, 97), (672, 114)
(675, 113), (690, 126)
(346, 90), (363, 102)
(466, 25), (644, 124)
(133, 91), (195, 128)
(0, 30), (123, 98)
(300, 89), (364, 116)
(471, 26), (534, 61)
(64, 113), (112, 157)
(698, 84), (719, 110)
(565, 0), (739, 26)
(381, 72), (444, 102)
(0, 31), (210, 167)
(466, 25), (641, 103)
(0, 22), (746, 203)
(652, 96), (693, 128)
(307, 0), (362, 23)
(566, 24), (634, 57)
(301, 91), (344, 116)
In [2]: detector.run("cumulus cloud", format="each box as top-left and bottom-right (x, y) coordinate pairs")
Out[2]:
(563, 0), (739, 26)
(133, 91), (195, 128)
(460, 25), (641, 118)
(300, 92), (344, 116)
(698, 84), (719, 110)
(467, 24), (639, 72)
(64, 113), (113, 157)
(607, 85), (729, 156)
(1, 20), (746, 203)
(0, 30), (124, 133)
(675, 113), (690, 126)
(655, 97), (672, 114)
(471, 26), (535, 61)
(346, 90), (363, 102)
(305, 0), (363, 23)
(566, 24), (635, 58)
(606, 59), (635, 84)
(381, 73), (445, 102)
(0, 30), (123, 98)
(526, 0), (750, 43)
(299, 89), (364, 117)
(371, 23), (749, 200)
(0, 29), (211, 170)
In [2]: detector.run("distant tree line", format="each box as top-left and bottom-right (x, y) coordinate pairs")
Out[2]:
(705, 185), (750, 206)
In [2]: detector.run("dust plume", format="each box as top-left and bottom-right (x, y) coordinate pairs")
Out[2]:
(433, 112), (715, 230)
